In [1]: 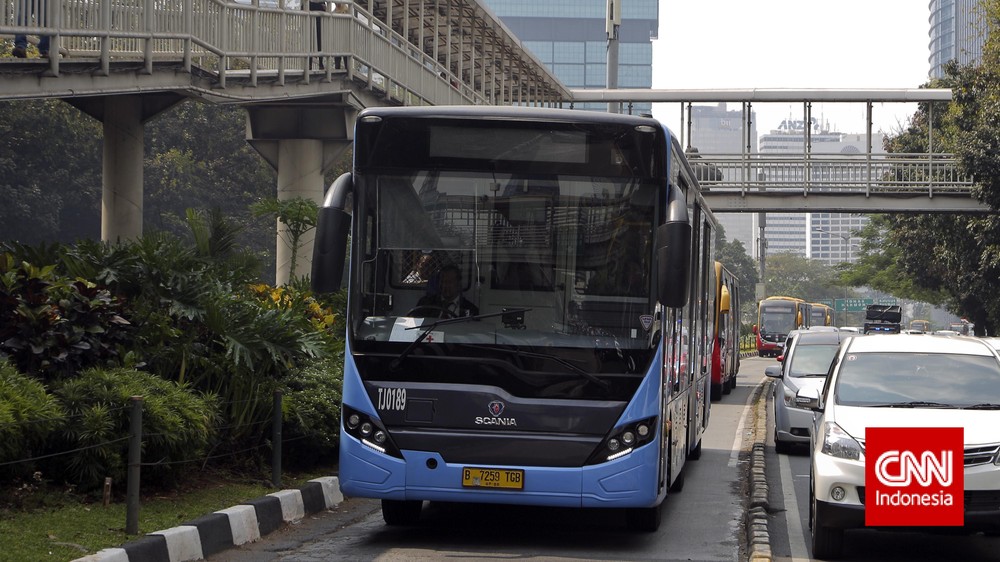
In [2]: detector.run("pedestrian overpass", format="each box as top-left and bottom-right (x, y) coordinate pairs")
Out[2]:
(0, 0), (986, 280)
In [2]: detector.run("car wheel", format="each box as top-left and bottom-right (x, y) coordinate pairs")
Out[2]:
(810, 489), (844, 559)
(626, 503), (662, 532)
(381, 499), (423, 526)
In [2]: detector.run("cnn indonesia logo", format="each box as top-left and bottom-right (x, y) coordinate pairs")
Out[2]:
(865, 427), (964, 526)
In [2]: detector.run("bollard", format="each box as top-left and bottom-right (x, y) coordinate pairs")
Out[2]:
(272, 390), (282, 488)
(126, 395), (143, 535)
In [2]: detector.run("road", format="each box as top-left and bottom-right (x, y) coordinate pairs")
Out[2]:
(210, 371), (766, 561)
(755, 355), (1000, 562)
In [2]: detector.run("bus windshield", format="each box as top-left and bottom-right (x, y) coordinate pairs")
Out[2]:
(355, 170), (656, 348)
(760, 305), (796, 336)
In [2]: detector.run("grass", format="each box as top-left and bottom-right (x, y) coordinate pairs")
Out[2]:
(0, 466), (337, 562)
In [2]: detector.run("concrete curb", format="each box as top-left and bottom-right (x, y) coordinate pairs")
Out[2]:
(746, 379), (773, 561)
(73, 476), (344, 562)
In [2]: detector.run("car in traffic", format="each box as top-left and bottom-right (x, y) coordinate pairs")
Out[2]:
(799, 334), (1000, 559)
(765, 329), (852, 453)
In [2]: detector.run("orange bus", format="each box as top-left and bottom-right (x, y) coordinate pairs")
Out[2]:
(711, 262), (741, 400)
(754, 296), (810, 357)
(810, 303), (833, 327)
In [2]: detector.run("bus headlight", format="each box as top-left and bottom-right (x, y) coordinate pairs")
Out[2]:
(342, 405), (403, 458)
(585, 416), (658, 465)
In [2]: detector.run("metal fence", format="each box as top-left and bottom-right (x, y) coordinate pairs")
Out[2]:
(693, 152), (973, 197)
(1, 0), (565, 107)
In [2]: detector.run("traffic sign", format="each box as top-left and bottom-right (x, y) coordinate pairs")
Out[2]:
(834, 297), (898, 312)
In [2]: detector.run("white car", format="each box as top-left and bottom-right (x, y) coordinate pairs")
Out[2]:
(798, 334), (1000, 559)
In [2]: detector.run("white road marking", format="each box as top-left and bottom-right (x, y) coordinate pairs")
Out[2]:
(728, 376), (760, 468)
(779, 445), (811, 561)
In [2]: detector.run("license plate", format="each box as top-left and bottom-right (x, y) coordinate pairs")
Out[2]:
(461, 467), (524, 490)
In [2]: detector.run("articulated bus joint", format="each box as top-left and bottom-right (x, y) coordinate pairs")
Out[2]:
(342, 405), (404, 459)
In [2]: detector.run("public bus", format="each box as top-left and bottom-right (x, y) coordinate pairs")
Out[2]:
(711, 262), (740, 400)
(909, 319), (931, 333)
(754, 296), (809, 357)
(810, 302), (833, 327)
(311, 106), (719, 532)
(949, 319), (974, 335)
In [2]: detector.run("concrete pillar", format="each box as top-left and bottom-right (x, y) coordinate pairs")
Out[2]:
(101, 95), (144, 242)
(275, 139), (324, 286)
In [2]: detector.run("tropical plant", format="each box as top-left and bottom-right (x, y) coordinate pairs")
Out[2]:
(51, 367), (219, 491)
(281, 354), (344, 468)
(251, 197), (319, 282)
(0, 253), (133, 382)
(0, 361), (64, 478)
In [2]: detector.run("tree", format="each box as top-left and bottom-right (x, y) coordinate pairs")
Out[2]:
(716, 236), (759, 294)
(843, 0), (1000, 335)
(761, 252), (843, 304)
(837, 216), (947, 305)
(715, 226), (760, 323)
(0, 100), (103, 244)
(144, 100), (278, 274)
(251, 197), (319, 284)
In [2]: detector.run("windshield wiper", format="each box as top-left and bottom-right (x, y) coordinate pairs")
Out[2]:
(962, 403), (1000, 410)
(389, 308), (532, 370)
(871, 401), (953, 408)
(500, 347), (612, 392)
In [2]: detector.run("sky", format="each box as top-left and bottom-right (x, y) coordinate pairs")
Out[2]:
(650, 0), (932, 137)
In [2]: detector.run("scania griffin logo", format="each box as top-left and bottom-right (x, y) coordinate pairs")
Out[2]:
(488, 400), (505, 416)
(477, 400), (516, 426)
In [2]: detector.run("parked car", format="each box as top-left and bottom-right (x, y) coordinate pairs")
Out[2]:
(765, 329), (852, 453)
(799, 334), (1000, 559)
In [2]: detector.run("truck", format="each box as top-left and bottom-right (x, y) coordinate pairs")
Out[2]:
(863, 304), (902, 334)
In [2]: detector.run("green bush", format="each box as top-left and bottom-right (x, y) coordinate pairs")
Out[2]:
(0, 361), (64, 478)
(52, 368), (219, 491)
(281, 354), (344, 468)
(0, 254), (133, 381)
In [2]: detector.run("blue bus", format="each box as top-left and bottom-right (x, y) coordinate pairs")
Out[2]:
(311, 106), (718, 532)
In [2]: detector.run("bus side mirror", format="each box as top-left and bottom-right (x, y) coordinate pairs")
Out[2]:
(752, 324), (758, 334)
(655, 220), (691, 308)
(311, 173), (353, 294)
(720, 285), (731, 313)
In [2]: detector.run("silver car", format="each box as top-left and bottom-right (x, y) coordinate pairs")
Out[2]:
(765, 329), (851, 454)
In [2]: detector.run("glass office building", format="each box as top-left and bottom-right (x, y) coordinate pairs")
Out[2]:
(483, 0), (658, 114)
(929, 0), (986, 78)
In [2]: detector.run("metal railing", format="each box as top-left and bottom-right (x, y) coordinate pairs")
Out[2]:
(693, 153), (973, 198)
(0, 0), (567, 106)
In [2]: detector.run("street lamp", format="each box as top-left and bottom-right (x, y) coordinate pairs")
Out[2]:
(811, 226), (857, 262)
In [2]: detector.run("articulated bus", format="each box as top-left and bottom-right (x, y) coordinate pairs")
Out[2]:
(754, 296), (810, 357)
(311, 106), (718, 532)
(711, 262), (740, 400)
(810, 303), (833, 327)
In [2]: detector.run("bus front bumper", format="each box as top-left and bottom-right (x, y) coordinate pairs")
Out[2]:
(338, 433), (662, 509)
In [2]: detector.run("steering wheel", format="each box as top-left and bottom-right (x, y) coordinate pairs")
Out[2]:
(406, 305), (458, 319)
